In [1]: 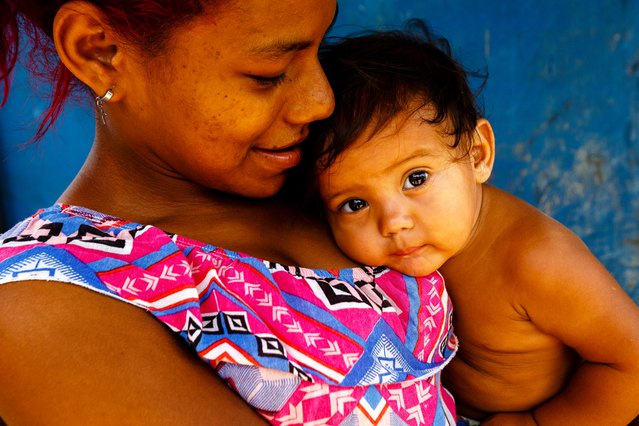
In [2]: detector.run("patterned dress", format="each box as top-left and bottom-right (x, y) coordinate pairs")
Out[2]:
(0, 204), (458, 425)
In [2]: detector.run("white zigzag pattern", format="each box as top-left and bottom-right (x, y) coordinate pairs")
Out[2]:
(251, 291), (304, 336)
(304, 332), (323, 348)
(411, 380), (432, 404)
(193, 252), (211, 262)
(300, 383), (330, 399)
(321, 340), (341, 356)
(217, 264), (234, 276)
(342, 352), (359, 368)
(122, 276), (141, 295)
(178, 260), (191, 274)
(244, 281), (260, 297)
(226, 269), (245, 283)
(278, 402), (304, 426)
(255, 291), (272, 306)
(272, 305), (289, 322)
(284, 319), (302, 333)
(423, 316), (436, 331)
(425, 300), (441, 316)
(160, 264), (180, 281)
(387, 387), (405, 410)
(417, 349), (426, 360)
(330, 389), (356, 415)
(140, 273), (159, 291)
(189, 262), (201, 275)
(406, 405), (426, 425)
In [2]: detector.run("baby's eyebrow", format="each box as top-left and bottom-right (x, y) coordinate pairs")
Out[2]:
(379, 148), (437, 173)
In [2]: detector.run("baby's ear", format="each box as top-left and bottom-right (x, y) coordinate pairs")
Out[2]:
(470, 118), (495, 183)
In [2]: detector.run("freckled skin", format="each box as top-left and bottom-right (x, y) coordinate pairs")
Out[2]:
(0, 1), (359, 424)
(97, 0), (336, 200)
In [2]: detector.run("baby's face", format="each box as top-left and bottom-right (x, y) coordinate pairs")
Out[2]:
(318, 110), (484, 276)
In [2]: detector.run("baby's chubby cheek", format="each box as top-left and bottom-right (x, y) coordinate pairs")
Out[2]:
(338, 232), (383, 265)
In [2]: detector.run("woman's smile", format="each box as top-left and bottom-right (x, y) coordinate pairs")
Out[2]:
(252, 143), (303, 169)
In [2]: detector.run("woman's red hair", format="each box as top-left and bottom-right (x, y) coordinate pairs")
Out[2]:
(0, 0), (214, 141)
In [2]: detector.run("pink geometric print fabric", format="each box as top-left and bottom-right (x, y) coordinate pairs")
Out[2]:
(0, 205), (458, 425)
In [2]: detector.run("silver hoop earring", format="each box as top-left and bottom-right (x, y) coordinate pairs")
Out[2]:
(95, 88), (113, 125)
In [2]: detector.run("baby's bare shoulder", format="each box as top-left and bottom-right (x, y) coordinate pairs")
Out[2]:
(487, 189), (639, 340)
(485, 187), (587, 277)
(477, 187), (615, 321)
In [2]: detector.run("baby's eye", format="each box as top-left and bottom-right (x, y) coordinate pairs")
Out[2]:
(403, 170), (429, 190)
(340, 199), (368, 213)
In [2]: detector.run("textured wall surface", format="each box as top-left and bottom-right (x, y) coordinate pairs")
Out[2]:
(1, 1), (638, 301)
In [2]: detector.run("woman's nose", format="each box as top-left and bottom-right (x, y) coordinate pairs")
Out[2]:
(286, 61), (335, 125)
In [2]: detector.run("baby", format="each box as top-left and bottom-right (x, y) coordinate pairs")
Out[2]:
(304, 19), (639, 425)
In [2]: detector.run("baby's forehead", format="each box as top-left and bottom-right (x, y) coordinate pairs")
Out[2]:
(359, 101), (445, 137)
(325, 122), (453, 171)
(361, 108), (454, 146)
(314, 101), (467, 182)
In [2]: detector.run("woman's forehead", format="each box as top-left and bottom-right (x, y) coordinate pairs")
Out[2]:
(174, 0), (337, 55)
(203, 0), (336, 33)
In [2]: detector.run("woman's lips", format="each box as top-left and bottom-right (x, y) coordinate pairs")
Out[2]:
(253, 144), (303, 169)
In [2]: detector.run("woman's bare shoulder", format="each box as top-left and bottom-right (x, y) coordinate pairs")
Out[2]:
(0, 281), (266, 425)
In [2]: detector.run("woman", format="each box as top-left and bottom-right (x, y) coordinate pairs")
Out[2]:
(0, 1), (458, 424)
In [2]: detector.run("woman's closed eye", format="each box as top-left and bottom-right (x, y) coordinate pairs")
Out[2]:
(339, 198), (368, 213)
(402, 170), (429, 190)
(249, 73), (287, 87)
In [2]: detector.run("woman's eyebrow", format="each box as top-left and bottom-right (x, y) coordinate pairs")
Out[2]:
(251, 4), (339, 60)
(250, 40), (313, 59)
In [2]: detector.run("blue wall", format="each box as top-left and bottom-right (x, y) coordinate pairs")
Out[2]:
(1, 1), (639, 302)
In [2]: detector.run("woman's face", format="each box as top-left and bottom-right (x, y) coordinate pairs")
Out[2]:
(118, 0), (337, 198)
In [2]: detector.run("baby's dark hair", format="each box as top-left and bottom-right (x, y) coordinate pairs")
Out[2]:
(308, 18), (486, 171)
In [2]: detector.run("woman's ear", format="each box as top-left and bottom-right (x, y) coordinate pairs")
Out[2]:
(470, 118), (496, 183)
(53, 1), (123, 98)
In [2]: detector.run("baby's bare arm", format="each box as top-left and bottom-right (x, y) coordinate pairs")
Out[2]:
(0, 281), (267, 425)
(502, 228), (639, 425)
